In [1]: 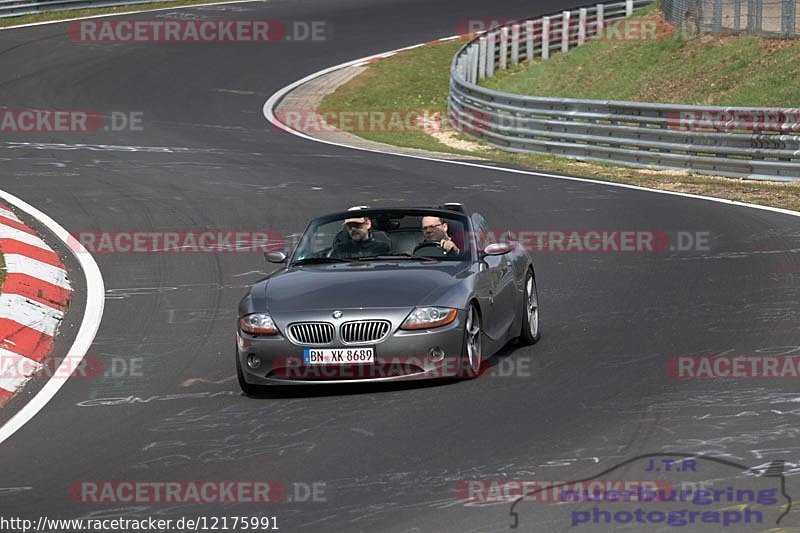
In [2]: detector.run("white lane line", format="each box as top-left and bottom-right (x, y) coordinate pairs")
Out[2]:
(4, 142), (227, 153)
(0, 348), (42, 393)
(0, 226), (50, 250)
(262, 42), (800, 220)
(0, 190), (105, 445)
(3, 254), (71, 290)
(0, 294), (63, 336)
(0, 0), (266, 31)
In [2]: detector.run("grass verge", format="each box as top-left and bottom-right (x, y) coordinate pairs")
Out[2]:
(0, 0), (248, 29)
(319, 25), (800, 211)
(482, 3), (800, 106)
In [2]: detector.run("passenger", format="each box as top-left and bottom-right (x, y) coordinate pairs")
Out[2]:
(414, 216), (460, 256)
(330, 216), (390, 258)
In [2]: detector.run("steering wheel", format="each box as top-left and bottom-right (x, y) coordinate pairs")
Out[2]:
(414, 241), (447, 257)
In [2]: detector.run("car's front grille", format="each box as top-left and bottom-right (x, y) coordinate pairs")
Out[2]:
(287, 322), (335, 345)
(340, 320), (391, 344)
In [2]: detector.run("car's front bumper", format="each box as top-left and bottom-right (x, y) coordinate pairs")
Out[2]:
(237, 308), (468, 384)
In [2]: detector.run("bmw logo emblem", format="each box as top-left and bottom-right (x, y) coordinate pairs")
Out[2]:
(332, 310), (343, 319)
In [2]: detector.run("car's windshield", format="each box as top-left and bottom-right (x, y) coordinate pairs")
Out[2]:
(290, 210), (472, 263)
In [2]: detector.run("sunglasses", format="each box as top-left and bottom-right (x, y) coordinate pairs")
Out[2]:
(422, 222), (444, 231)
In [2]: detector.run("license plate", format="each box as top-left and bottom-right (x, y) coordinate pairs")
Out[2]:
(303, 347), (375, 365)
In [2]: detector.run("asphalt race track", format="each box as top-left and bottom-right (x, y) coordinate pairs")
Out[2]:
(1, 0), (800, 531)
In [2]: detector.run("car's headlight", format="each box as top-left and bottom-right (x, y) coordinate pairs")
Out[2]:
(401, 307), (458, 330)
(239, 313), (279, 335)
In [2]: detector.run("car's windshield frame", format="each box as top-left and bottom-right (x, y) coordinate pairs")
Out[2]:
(288, 208), (475, 265)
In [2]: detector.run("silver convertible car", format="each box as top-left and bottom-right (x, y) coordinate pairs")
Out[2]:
(236, 204), (539, 393)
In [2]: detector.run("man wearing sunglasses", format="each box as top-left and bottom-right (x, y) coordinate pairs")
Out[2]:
(414, 216), (460, 256)
(330, 216), (391, 259)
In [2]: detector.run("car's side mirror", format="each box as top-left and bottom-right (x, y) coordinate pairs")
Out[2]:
(480, 242), (515, 258)
(264, 251), (287, 263)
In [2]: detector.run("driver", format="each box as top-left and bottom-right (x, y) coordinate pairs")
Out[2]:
(414, 216), (460, 256)
(330, 216), (390, 258)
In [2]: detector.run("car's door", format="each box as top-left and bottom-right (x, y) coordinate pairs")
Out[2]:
(471, 213), (516, 341)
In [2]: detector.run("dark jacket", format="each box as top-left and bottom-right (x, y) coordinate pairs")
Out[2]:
(331, 233), (390, 258)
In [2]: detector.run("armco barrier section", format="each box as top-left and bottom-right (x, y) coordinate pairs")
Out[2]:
(448, 0), (800, 181)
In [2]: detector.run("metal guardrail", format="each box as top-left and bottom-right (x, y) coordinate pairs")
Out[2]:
(0, 0), (183, 19)
(663, 0), (799, 38)
(448, 0), (800, 181)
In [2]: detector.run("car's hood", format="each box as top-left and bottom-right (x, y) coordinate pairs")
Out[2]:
(265, 262), (472, 312)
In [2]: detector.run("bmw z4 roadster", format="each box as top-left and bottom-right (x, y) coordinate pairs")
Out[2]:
(236, 204), (539, 393)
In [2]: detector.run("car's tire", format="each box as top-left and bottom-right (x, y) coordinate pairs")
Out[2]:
(459, 303), (483, 379)
(519, 269), (541, 345)
(236, 347), (268, 396)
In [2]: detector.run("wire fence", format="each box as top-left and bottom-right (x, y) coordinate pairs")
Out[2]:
(662, 0), (800, 37)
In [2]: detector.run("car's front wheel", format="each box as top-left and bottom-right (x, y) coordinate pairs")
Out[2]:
(519, 270), (540, 345)
(459, 303), (483, 378)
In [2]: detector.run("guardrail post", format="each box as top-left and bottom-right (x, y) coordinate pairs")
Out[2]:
(542, 17), (550, 59)
(578, 8), (587, 45)
(469, 43), (479, 83)
(511, 24), (520, 65)
(471, 43), (481, 83)
(499, 26), (509, 69)
(596, 4), (604, 35)
(562, 11), (570, 53)
(478, 37), (487, 79)
(525, 20), (534, 61)
(487, 32), (496, 76)
(470, 44), (479, 83)
(625, 0), (633, 17)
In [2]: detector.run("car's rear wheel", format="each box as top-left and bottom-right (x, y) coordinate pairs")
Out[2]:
(236, 347), (268, 396)
(519, 270), (540, 345)
(460, 303), (483, 378)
